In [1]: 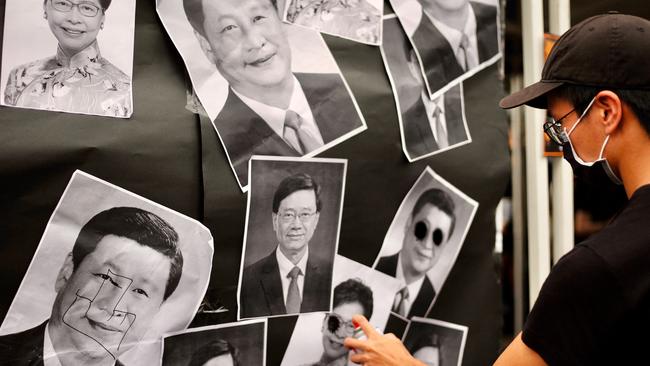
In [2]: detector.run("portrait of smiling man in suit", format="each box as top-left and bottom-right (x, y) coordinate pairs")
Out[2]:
(182, 0), (364, 188)
(239, 172), (332, 318)
(391, 0), (499, 98)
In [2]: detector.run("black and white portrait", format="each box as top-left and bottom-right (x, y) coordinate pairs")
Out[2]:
(381, 15), (471, 161)
(0, 171), (213, 365)
(372, 167), (478, 319)
(156, 0), (366, 190)
(390, 0), (500, 99)
(283, 0), (383, 45)
(402, 317), (468, 366)
(238, 156), (347, 319)
(281, 255), (400, 366)
(0, 0), (135, 117)
(162, 319), (267, 366)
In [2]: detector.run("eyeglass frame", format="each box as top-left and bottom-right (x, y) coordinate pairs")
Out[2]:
(50, 0), (104, 18)
(323, 312), (357, 339)
(543, 107), (576, 145)
(277, 209), (318, 223)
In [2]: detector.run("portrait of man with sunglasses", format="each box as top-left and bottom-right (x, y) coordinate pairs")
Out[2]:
(239, 172), (333, 318)
(376, 188), (455, 319)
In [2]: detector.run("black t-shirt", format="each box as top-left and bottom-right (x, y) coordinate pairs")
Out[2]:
(522, 184), (650, 366)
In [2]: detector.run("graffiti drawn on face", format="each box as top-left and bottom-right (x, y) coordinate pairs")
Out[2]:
(62, 269), (136, 359)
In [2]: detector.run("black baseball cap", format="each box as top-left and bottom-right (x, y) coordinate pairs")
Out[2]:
(500, 12), (650, 109)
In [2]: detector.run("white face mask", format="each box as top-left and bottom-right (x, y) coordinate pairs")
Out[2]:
(560, 97), (623, 185)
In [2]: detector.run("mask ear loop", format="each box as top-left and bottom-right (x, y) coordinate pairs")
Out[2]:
(567, 97), (597, 136)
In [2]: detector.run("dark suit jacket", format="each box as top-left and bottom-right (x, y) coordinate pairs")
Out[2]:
(413, 1), (499, 96)
(402, 84), (467, 159)
(213, 73), (363, 187)
(240, 250), (332, 318)
(0, 321), (124, 366)
(375, 253), (436, 318)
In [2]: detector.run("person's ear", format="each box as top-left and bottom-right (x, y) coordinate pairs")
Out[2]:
(43, 1), (48, 19)
(194, 30), (216, 64)
(594, 90), (623, 135)
(55, 252), (74, 293)
(312, 212), (320, 228)
(272, 212), (279, 233)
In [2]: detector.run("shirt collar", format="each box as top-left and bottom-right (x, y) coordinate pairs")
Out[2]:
(56, 41), (102, 69)
(395, 253), (427, 297)
(276, 246), (309, 279)
(232, 76), (311, 138)
(425, 5), (476, 54)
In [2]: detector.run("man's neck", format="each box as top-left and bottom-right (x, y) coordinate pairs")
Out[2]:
(613, 115), (650, 198)
(231, 76), (294, 109)
(48, 323), (116, 366)
(279, 245), (307, 265)
(422, 2), (470, 32)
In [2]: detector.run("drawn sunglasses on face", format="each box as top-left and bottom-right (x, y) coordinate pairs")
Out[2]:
(414, 221), (445, 246)
(324, 313), (356, 338)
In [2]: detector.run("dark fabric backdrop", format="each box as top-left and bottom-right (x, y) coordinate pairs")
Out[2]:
(0, 1), (510, 365)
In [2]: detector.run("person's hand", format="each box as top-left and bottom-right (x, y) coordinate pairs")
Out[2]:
(344, 315), (425, 366)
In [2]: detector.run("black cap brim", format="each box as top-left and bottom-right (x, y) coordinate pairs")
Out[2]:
(499, 81), (564, 109)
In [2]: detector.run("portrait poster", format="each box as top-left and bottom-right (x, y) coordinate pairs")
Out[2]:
(237, 156), (347, 320)
(1, 0), (136, 118)
(372, 166), (478, 318)
(282, 0), (384, 46)
(162, 319), (267, 366)
(281, 254), (401, 366)
(0, 170), (213, 365)
(156, 0), (367, 191)
(381, 14), (471, 162)
(388, 0), (502, 100)
(402, 317), (468, 366)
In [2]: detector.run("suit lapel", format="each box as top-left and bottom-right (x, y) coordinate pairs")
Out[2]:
(404, 99), (438, 157)
(301, 256), (323, 312)
(295, 73), (339, 144)
(470, 1), (498, 63)
(413, 13), (465, 91)
(408, 277), (436, 318)
(443, 86), (467, 144)
(260, 255), (287, 314)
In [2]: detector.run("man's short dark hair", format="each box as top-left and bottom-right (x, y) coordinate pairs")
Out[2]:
(409, 332), (443, 366)
(182, 0), (277, 39)
(72, 207), (183, 301)
(188, 339), (241, 366)
(552, 85), (650, 136)
(272, 173), (322, 213)
(333, 279), (373, 319)
(44, 0), (112, 10)
(411, 189), (456, 241)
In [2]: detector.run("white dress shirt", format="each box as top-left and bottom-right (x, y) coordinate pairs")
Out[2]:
(276, 247), (309, 304)
(394, 254), (427, 317)
(233, 76), (325, 150)
(421, 91), (448, 145)
(426, 5), (479, 70)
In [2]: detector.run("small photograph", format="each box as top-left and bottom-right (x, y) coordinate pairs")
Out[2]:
(0, 0), (136, 117)
(381, 15), (471, 162)
(281, 255), (401, 366)
(402, 317), (468, 366)
(283, 0), (383, 46)
(162, 319), (267, 366)
(238, 156), (347, 319)
(156, 0), (366, 190)
(389, 0), (501, 99)
(372, 166), (478, 319)
(0, 171), (213, 365)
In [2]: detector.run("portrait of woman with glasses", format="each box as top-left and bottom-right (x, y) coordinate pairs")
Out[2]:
(3, 0), (133, 117)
